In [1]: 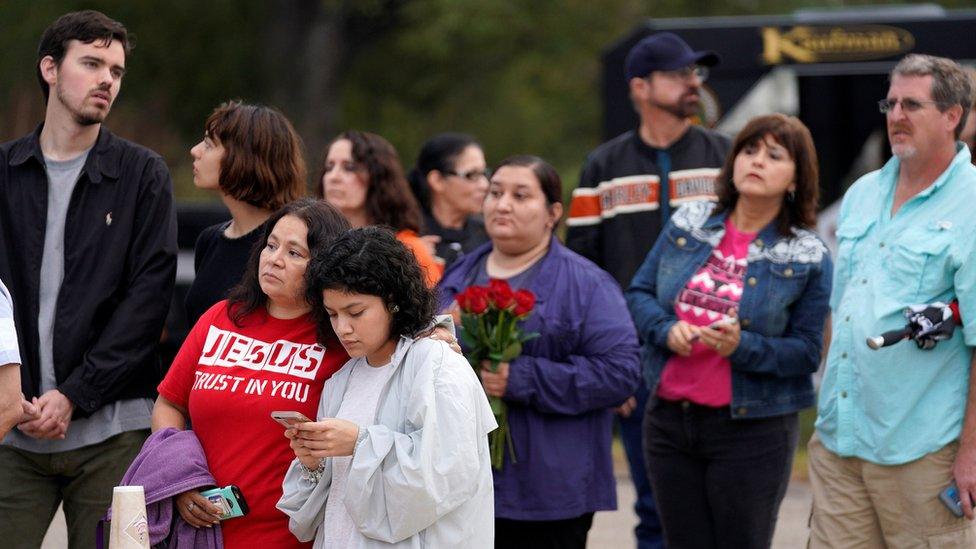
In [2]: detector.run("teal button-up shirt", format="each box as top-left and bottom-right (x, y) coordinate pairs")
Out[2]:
(816, 144), (976, 465)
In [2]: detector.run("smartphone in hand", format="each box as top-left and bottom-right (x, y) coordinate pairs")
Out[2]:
(199, 485), (249, 520)
(271, 411), (313, 429)
(709, 317), (738, 330)
(691, 317), (737, 339)
(939, 482), (971, 518)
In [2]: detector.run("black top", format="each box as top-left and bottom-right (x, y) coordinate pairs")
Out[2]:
(0, 124), (177, 415)
(422, 211), (489, 269)
(565, 125), (730, 287)
(184, 220), (265, 328)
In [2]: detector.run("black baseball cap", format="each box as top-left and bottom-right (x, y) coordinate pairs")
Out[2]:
(625, 32), (720, 80)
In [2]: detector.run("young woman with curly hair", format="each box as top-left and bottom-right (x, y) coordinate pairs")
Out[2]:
(279, 226), (495, 547)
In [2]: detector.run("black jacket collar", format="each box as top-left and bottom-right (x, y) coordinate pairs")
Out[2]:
(9, 123), (121, 184)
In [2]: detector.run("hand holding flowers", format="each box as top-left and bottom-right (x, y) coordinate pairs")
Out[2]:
(479, 360), (509, 397)
(455, 279), (538, 469)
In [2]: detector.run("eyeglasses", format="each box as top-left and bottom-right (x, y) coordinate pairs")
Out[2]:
(658, 65), (709, 83)
(443, 169), (490, 183)
(877, 98), (947, 114)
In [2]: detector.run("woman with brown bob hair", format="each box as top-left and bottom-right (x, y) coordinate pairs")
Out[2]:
(184, 100), (306, 327)
(315, 130), (442, 286)
(626, 114), (832, 548)
(714, 113), (820, 234)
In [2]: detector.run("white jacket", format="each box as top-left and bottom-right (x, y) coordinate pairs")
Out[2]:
(277, 337), (497, 548)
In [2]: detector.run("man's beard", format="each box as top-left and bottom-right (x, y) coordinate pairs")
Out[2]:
(56, 84), (109, 126)
(656, 93), (700, 120)
(891, 144), (918, 159)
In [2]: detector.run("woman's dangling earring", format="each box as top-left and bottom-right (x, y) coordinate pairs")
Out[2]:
(390, 304), (400, 314)
(787, 189), (796, 202)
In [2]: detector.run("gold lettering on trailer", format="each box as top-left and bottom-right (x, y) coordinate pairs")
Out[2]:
(762, 25), (914, 65)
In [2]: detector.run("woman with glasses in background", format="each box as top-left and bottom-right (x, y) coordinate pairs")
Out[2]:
(408, 133), (490, 268)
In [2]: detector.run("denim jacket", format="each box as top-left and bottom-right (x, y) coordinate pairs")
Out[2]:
(626, 201), (832, 419)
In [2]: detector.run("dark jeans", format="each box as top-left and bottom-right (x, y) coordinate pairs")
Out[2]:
(496, 513), (594, 549)
(0, 429), (149, 549)
(643, 399), (798, 549)
(618, 383), (664, 549)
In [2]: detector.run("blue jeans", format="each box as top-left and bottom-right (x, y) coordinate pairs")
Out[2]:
(619, 383), (664, 549)
(643, 398), (798, 549)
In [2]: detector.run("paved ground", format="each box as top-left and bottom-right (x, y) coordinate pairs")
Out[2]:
(588, 473), (810, 548)
(41, 475), (811, 548)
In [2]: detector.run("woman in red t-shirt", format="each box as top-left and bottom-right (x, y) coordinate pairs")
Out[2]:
(152, 198), (351, 548)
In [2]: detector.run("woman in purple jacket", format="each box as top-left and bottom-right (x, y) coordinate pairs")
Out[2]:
(438, 155), (641, 548)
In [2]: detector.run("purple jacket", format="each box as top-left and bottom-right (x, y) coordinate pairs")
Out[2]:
(101, 428), (222, 548)
(438, 238), (641, 520)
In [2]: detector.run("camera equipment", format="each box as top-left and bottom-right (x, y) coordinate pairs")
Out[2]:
(866, 300), (961, 350)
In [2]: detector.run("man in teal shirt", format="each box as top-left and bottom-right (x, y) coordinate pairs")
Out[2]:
(810, 54), (976, 547)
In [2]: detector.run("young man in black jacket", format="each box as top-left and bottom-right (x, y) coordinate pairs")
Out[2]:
(566, 32), (731, 549)
(0, 11), (177, 547)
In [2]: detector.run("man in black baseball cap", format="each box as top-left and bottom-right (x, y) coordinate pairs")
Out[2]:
(566, 31), (730, 549)
(625, 31), (720, 122)
(625, 31), (719, 76)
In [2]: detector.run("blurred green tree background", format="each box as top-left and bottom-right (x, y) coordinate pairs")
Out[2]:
(1, 0), (973, 200)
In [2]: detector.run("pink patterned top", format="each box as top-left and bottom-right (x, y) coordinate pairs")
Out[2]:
(657, 217), (753, 407)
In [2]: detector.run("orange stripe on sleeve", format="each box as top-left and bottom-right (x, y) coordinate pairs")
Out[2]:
(568, 194), (602, 219)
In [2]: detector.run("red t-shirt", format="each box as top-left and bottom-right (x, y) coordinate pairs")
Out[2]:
(158, 301), (347, 548)
(657, 218), (752, 407)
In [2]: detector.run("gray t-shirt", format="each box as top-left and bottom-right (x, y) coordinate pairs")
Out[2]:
(3, 151), (152, 452)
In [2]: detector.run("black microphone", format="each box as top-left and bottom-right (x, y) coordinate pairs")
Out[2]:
(866, 326), (914, 350)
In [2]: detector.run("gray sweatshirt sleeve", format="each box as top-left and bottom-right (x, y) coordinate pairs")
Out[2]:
(343, 342), (496, 543)
(277, 391), (333, 542)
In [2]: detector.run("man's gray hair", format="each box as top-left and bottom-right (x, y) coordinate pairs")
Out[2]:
(892, 54), (974, 140)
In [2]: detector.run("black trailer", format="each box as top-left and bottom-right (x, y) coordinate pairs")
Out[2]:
(602, 5), (976, 207)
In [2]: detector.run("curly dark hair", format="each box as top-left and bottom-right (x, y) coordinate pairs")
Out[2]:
(315, 130), (424, 233)
(226, 198), (350, 331)
(714, 113), (819, 235)
(305, 226), (436, 346)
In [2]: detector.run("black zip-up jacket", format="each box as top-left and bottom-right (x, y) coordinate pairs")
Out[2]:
(566, 126), (730, 287)
(0, 125), (177, 418)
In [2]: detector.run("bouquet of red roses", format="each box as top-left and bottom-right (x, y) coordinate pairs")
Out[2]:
(455, 279), (538, 469)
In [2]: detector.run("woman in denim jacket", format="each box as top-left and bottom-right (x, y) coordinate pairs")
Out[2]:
(626, 114), (832, 549)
